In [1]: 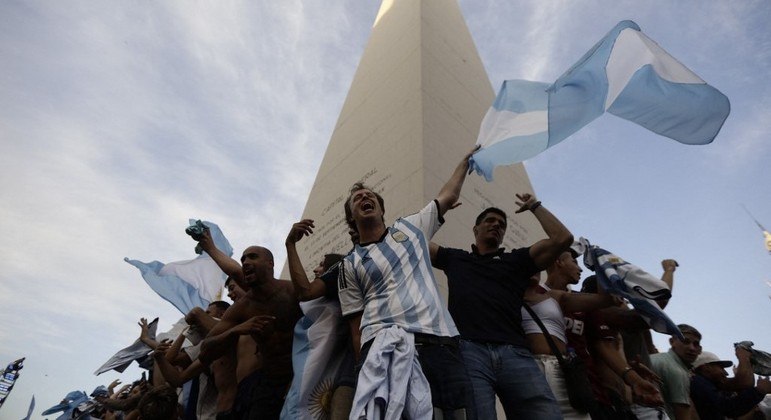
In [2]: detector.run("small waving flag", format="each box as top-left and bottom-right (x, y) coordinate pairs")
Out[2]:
(580, 238), (683, 339)
(125, 220), (232, 314)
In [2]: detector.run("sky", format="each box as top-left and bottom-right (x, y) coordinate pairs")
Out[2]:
(1, 0), (770, 417)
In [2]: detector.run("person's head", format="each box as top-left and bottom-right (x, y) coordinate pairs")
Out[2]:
(240, 246), (274, 287)
(670, 324), (702, 365)
(546, 250), (583, 287)
(473, 207), (508, 248)
(693, 351), (732, 384)
(313, 253), (345, 279)
(581, 275), (625, 305)
(225, 277), (246, 302)
(344, 183), (385, 232)
(206, 301), (230, 318)
(137, 385), (179, 420)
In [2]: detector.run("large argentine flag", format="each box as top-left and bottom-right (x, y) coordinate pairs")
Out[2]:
(471, 20), (730, 181)
(281, 298), (349, 420)
(125, 220), (233, 314)
(580, 238), (684, 339)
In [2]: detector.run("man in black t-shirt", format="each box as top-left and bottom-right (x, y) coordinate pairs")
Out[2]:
(429, 195), (572, 420)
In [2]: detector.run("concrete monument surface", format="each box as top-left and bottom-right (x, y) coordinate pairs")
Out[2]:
(281, 0), (545, 298)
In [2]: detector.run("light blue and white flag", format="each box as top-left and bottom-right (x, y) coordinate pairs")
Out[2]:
(471, 20), (730, 181)
(580, 238), (683, 339)
(125, 220), (233, 314)
(94, 318), (158, 375)
(41, 390), (89, 418)
(281, 298), (350, 420)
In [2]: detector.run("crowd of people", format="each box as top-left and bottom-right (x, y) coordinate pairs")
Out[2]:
(57, 148), (771, 419)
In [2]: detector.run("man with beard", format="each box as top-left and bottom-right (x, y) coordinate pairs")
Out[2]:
(199, 244), (302, 420)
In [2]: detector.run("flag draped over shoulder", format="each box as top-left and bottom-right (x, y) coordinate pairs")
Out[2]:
(281, 298), (350, 420)
(580, 238), (684, 339)
(125, 220), (233, 314)
(470, 20), (730, 181)
(94, 318), (158, 375)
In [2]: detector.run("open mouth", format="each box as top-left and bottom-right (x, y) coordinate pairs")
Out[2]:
(361, 200), (375, 212)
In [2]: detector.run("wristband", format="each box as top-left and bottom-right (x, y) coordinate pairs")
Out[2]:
(529, 201), (542, 212)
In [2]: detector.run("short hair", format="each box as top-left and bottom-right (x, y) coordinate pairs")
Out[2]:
(580, 275), (598, 293)
(677, 324), (702, 339)
(209, 301), (230, 311)
(323, 254), (344, 271)
(344, 182), (385, 231)
(137, 385), (178, 420)
(475, 207), (507, 226)
(224, 276), (235, 286)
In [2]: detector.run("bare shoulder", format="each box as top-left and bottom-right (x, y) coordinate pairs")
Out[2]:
(221, 297), (250, 323)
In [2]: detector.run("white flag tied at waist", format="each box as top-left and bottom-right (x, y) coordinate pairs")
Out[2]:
(470, 20), (730, 181)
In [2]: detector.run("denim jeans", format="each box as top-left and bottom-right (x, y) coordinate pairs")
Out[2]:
(460, 340), (561, 420)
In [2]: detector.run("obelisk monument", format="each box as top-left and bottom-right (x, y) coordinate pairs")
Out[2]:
(282, 0), (544, 291)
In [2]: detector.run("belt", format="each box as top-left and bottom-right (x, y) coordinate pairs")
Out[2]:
(413, 333), (459, 347)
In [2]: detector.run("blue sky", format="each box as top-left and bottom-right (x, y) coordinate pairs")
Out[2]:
(1, 1), (769, 417)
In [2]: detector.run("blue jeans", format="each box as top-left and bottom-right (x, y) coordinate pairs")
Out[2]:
(460, 340), (561, 420)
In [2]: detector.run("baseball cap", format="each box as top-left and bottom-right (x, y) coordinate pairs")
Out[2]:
(693, 351), (732, 370)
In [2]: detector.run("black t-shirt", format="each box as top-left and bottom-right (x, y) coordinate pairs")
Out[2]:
(434, 246), (538, 347)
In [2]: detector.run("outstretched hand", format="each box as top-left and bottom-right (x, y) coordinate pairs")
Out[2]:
(286, 219), (315, 245)
(514, 193), (538, 214)
(137, 318), (151, 341)
(463, 145), (481, 173)
(197, 227), (214, 251)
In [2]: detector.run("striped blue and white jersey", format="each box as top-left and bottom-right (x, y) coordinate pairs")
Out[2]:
(338, 200), (459, 345)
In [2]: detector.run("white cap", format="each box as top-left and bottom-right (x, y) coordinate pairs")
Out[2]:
(693, 351), (732, 370)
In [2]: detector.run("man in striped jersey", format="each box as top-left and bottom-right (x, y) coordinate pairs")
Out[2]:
(338, 147), (477, 419)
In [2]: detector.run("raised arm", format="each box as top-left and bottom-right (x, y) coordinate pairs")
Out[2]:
(285, 219), (327, 301)
(435, 146), (478, 216)
(658, 259), (677, 309)
(550, 289), (614, 314)
(153, 344), (205, 388)
(137, 318), (158, 349)
(197, 228), (244, 286)
(723, 347), (756, 391)
(185, 307), (219, 335)
(517, 194), (573, 269)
